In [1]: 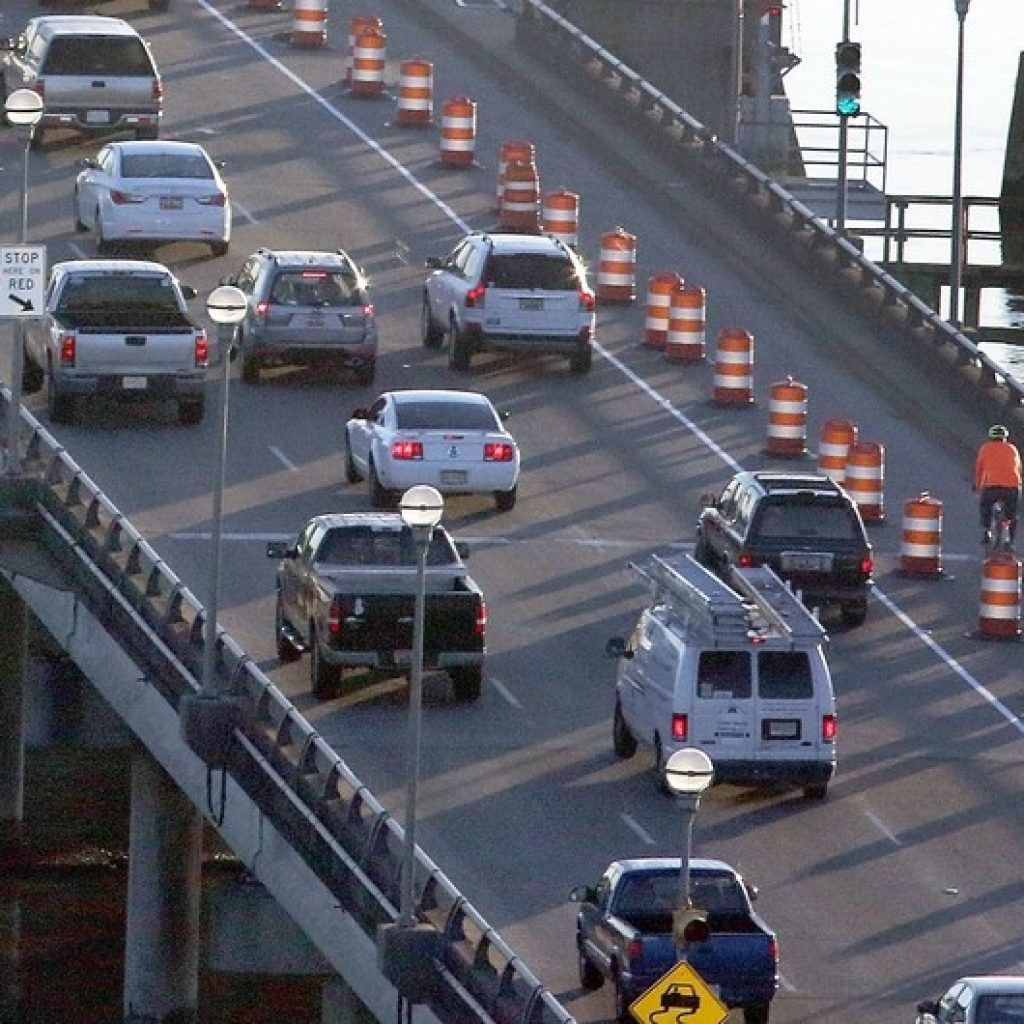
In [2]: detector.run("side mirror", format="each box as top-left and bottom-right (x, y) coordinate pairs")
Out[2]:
(455, 541), (470, 559)
(499, 409), (511, 422)
(424, 255), (443, 269)
(744, 882), (759, 901)
(699, 491), (717, 509)
(267, 541), (296, 559)
(179, 284), (197, 300)
(350, 407), (369, 420)
(605, 637), (629, 659)
(568, 885), (595, 904)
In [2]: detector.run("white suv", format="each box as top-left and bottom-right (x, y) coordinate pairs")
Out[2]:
(421, 231), (596, 374)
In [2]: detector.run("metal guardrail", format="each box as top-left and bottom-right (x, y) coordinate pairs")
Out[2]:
(0, 391), (574, 1024)
(517, 0), (1024, 419)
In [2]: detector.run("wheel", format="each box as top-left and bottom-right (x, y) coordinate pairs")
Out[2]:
(803, 782), (829, 800)
(613, 974), (631, 1024)
(369, 460), (398, 509)
(353, 359), (376, 387)
(22, 354), (44, 395)
(28, 128), (43, 152)
(210, 240), (229, 258)
(693, 532), (713, 566)
(135, 125), (160, 141)
(46, 372), (74, 424)
(450, 666), (482, 703)
(448, 320), (472, 372)
(241, 351), (260, 384)
(840, 599), (867, 628)
(577, 942), (603, 991)
(494, 485), (517, 512)
(275, 595), (301, 663)
(569, 345), (592, 375)
(148, 0), (170, 11)
(344, 436), (362, 484)
(421, 296), (444, 349)
(73, 191), (87, 233)
(744, 1002), (770, 1024)
(653, 734), (671, 794)
(95, 212), (114, 256)
(310, 625), (341, 698)
(178, 397), (204, 425)
(612, 698), (637, 759)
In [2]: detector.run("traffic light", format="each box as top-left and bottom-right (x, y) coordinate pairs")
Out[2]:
(835, 41), (862, 117)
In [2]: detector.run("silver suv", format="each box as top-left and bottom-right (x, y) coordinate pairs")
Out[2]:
(422, 231), (596, 374)
(225, 248), (378, 387)
(1, 16), (162, 149)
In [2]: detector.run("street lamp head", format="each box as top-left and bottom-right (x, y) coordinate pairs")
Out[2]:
(664, 748), (715, 796)
(400, 485), (444, 530)
(953, 0), (970, 16)
(206, 284), (247, 325)
(5, 88), (44, 128)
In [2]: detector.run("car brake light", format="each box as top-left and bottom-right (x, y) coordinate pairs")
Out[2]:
(33, 82), (44, 102)
(110, 190), (145, 205)
(822, 714), (837, 742)
(738, 552), (754, 568)
(860, 556), (873, 577)
(626, 938), (643, 962)
(465, 283), (486, 308)
(301, 270), (329, 279)
(391, 440), (423, 460)
(484, 442), (515, 462)
(362, 303), (374, 319)
(579, 289), (595, 312)
(474, 599), (487, 636)
(767, 936), (779, 967)
(194, 330), (208, 367)
(255, 300), (269, 322)
(59, 333), (75, 367)
(152, 80), (163, 101)
(671, 713), (688, 741)
(327, 596), (345, 636)
(195, 192), (228, 207)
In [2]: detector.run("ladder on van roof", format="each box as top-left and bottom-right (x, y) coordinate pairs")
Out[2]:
(629, 552), (827, 646)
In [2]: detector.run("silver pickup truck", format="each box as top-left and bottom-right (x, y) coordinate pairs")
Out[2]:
(23, 259), (208, 425)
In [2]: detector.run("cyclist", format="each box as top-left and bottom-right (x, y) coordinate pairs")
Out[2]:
(975, 424), (1022, 545)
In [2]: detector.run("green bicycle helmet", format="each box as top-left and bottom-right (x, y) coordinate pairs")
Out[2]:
(989, 424), (1010, 440)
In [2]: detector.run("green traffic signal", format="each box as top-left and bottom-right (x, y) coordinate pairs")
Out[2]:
(835, 41), (862, 116)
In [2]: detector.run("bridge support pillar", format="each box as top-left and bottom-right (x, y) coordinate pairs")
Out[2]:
(0, 578), (28, 852)
(124, 744), (202, 1023)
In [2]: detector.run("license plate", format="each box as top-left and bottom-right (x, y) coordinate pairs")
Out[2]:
(764, 718), (801, 740)
(160, 196), (183, 210)
(85, 110), (110, 124)
(781, 551), (832, 572)
(519, 297), (543, 310)
(441, 470), (468, 485)
(297, 314), (325, 328)
(122, 376), (147, 390)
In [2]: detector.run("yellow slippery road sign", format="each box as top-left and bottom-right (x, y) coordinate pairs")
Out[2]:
(629, 961), (729, 1024)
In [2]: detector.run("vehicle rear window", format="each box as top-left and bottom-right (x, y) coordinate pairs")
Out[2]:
(395, 401), (500, 431)
(757, 651), (814, 699)
(755, 500), (860, 540)
(270, 271), (359, 307)
(42, 36), (155, 77)
(316, 527), (459, 566)
(697, 650), (751, 699)
(120, 154), (213, 179)
(483, 254), (580, 290)
(59, 275), (180, 312)
(615, 870), (747, 930)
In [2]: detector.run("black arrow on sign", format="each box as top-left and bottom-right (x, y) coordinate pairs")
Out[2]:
(8, 296), (34, 312)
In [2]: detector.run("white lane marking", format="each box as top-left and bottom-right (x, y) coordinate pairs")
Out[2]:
(268, 446), (298, 471)
(68, 242), (90, 259)
(862, 807), (902, 847)
(231, 199), (258, 226)
(488, 674), (522, 708)
(621, 813), (657, 845)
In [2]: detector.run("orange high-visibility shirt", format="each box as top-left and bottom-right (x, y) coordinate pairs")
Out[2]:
(975, 440), (1023, 490)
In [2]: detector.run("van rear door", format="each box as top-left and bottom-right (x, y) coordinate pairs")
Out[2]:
(753, 649), (831, 764)
(687, 649), (754, 759)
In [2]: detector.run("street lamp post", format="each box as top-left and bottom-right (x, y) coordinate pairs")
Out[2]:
(4, 89), (44, 474)
(397, 484), (444, 928)
(663, 748), (715, 931)
(949, 0), (971, 326)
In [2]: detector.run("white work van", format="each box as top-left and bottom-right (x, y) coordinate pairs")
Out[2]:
(606, 552), (836, 799)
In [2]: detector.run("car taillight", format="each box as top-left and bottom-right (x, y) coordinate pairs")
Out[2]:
(33, 82), (44, 102)
(465, 283), (486, 308)
(671, 713), (688, 741)
(194, 330), (208, 367)
(327, 596), (345, 636)
(152, 80), (163, 101)
(860, 556), (873, 578)
(362, 303), (375, 319)
(767, 936), (779, 967)
(579, 289), (595, 312)
(738, 551), (754, 568)
(391, 440), (423, 460)
(59, 333), (75, 367)
(474, 599), (487, 637)
(822, 714), (837, 742)
(255, 300), (269, 322)
(484, 442), (515, 462)
(626, 938), (643, 963)
(110, 190), (145, 205)
(195, 192), (228, 207)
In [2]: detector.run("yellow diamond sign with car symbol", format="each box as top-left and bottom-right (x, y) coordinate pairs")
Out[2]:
(629, 961), (728, 1024)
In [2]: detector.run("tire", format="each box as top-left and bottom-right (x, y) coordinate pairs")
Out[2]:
(744, 1002), (770, 1024)
(178, 397), (204, 425)
(148, 0), (170, 9)
(22, 355), (44, 395)
(310, 625), (341, 699)
(803, 782), (829, 800)
(613, 974), (631, 1024)
(95, 212), (113, 256)
(369, 460), (397, 509)
(494, 485), (517, 512)
(612, 698), (637, 759)
(840, 598), (867, 628)
(210, 240), (229, 258)
(344, 437), (362, 484)
(577, 942), (603, 991)
(569, 345), (592, 375)
(135, 125), (160, 141)
(450, 666), (482, 703)
(448, 320), (472, 372)
(275, 595), (301, 663)
(421, 296), (444, 349)
(241, 352), (260, 384)
(73, 192), (87, 233)
(29, 129), (43, 152)
(353, 359), (376, 387)
(653, 734), (671, 794)
(693, 532), (713, 567)
(46, 372), (74, 424)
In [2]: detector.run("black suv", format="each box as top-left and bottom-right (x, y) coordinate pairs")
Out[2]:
(694, 471), (873, 627)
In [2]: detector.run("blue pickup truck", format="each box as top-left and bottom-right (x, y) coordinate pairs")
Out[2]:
(570, 857), (778, 1024)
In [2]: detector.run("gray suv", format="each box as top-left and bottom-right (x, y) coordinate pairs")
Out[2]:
(1, 16), (162, 149)
(225, 249), (378, 386)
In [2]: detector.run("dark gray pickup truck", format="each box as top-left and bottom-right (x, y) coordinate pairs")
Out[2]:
(268, 512), (487, 700)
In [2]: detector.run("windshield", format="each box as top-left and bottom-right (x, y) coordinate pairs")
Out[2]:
(119, 154), (213, 179)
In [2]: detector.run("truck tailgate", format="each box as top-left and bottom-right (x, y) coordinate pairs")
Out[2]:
(70, 329), (197, 375)
(337, 591), (481, 656)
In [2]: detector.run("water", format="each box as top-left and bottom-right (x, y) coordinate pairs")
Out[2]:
(778, 0), (1023, 333)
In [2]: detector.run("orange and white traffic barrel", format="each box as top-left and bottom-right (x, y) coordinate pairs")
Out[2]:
(712, 328), (754, 405)
(290, 0), (327, 47)
(898, 492), (943, 577)
(977, 553), (1022, 640)
(351, 26), (387, 97)
(346, 16), (382, 85)
(395, 58), (433, 126)
(644, 271), (682, 349)
(495, 140), (535, 213)
(499, 157), (540, 231)
(764, 376), (808, 457)
(542, 189), (580, 247)
(818, 418), (858, 484)
(597, 228), (636, 304)
(665, 283), (706, 363)
(440, 96), (477, 168)
(844, 441), (885, 522)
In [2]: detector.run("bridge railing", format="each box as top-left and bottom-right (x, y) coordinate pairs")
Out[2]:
(5, 396), (574, 1024)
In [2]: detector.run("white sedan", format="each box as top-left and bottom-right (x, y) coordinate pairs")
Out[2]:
(73, 140), (231, 257)
(344, 389), (520, 511)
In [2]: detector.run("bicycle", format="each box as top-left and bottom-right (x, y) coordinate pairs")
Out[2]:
(985, 498), (1016, 556)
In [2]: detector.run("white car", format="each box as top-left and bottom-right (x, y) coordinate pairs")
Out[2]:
(344, 389), (520, 511)
(73, 140), (230, 256)
(917, 976), (1024, 1024)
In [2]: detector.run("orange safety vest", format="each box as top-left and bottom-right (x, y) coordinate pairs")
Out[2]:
(975, 439), (1023, 490)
